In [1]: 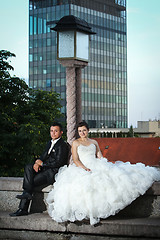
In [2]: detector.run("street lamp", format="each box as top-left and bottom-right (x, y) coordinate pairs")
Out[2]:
(51, 15), (95, 145)
(52, 15), (95, 62)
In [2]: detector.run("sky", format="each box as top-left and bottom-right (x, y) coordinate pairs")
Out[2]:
(0, 0), (160, 128)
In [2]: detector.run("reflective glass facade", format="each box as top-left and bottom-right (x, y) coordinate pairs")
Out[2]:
(29, 0), (127, 128)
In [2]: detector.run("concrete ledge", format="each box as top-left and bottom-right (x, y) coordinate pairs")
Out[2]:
(0, 177), (53, 212)
(0, 211), (160, 239)
(1, 178), (160, 217)
(1, 178), (160, 239)
(0, 177), (53, 192)
(147, 181), (160, 195)
(1, 177), (160, 194)
(0, 178), (160, 217)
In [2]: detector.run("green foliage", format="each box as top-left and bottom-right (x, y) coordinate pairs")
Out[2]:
(0, 50), (62, 177)
(117, 131), (122, 137)
(127, 125), (134, 137)
(0, 50), (16, 78)
(107, 132), (112, 138)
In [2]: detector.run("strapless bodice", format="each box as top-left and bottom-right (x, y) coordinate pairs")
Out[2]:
(77, 143), (97, 165)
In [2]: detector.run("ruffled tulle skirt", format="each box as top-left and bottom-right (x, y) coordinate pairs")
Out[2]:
(46, 157), (160, 225)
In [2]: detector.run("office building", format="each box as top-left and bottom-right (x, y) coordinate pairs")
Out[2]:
(29, 0), (127, 128)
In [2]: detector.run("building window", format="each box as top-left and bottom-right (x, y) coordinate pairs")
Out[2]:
(34, 16), (37, 35)
(46, 79), (51, 87)
(38, 17), (43, 34)
(29, 16), (33, 35)
(29, 54), (33, 62)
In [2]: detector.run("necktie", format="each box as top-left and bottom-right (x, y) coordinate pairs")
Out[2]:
(48, 140), (55, 154)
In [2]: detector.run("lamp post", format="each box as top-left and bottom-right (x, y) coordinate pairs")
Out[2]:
(51, 15), (95, 145)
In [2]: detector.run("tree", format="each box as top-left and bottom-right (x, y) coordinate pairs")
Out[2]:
(127, 125), (134, 137)
(0, 50), (63, 176)
(0, 50), (16, 78)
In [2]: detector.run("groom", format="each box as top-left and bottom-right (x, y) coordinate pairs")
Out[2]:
(10, 122), (69, 216)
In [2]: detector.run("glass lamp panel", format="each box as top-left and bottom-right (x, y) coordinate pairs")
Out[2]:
(76, 32), (89, 61)
(58, 31), (74, 58)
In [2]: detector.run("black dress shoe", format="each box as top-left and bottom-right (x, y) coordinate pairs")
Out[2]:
(16, 192), (32, 200)
(9, 209), (28, 217)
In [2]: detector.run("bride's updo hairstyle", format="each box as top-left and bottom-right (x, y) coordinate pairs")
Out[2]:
(77, 121), (89, 131)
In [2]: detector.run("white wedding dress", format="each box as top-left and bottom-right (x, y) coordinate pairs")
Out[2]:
(46, 143), (160, 225)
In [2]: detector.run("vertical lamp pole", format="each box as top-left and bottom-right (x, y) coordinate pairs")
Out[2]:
(51, 15), (95, 145)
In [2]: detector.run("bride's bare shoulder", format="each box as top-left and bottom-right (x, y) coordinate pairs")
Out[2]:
(90, 139), (99, 146)
(72, 139), (80, 147)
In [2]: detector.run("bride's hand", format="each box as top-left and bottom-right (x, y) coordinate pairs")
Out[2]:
(85, 168), (91, 172)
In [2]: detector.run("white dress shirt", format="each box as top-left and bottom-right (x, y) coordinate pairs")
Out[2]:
(48, 138), (60, 154)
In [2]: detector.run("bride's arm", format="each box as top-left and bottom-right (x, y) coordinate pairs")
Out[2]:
(72, 141), (91, 172)
(92, 140), (103, 158)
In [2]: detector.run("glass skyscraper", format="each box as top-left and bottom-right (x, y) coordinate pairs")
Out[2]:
(29, 0), (127, 128)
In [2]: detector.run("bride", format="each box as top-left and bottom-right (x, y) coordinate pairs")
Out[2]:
(46, 121), (160, 225)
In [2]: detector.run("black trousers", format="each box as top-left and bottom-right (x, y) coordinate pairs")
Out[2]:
(19, 163), (58, 211)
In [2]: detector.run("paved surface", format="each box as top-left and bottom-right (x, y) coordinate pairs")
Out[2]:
(0, 211), (160, 239)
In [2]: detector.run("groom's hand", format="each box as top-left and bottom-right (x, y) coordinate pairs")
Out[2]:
(35, 159), (43, 166)
(33, 159), (43, 172)
(33, 163), (40, 172)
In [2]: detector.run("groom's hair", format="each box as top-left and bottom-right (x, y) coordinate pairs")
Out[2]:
(51, 122), (63, 132)
(77, 121), (89, 131)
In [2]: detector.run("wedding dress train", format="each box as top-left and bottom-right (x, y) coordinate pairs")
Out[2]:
(46, 143), (160, 225)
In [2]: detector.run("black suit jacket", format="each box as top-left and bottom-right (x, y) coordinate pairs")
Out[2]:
(39, 138), (69, 170)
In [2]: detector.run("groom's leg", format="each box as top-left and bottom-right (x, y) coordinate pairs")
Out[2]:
(23, 165), (57, 193)
(19, 199), (30, 212)
(16, 169), (50, 214)
(9, 168), (57, 216)
(22, 163), (36, 193)
(33, 168), (58, 187)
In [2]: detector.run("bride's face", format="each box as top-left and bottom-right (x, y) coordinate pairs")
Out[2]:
(78, 126), (89, 139)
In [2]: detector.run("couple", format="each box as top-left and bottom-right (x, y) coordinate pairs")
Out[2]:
(10, 121), (160, 225)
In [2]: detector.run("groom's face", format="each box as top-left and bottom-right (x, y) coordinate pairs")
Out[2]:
(50, 126), (63, 140)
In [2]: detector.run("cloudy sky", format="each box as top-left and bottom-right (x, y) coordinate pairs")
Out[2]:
(0, 0), (160, 127)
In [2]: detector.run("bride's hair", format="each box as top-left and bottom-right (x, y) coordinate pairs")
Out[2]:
(77, 121), (89, 131)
